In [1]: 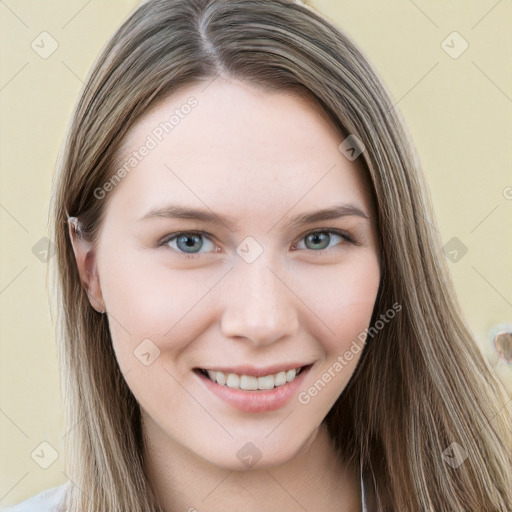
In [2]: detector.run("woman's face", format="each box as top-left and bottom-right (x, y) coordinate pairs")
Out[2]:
(73, 78), (381, 470)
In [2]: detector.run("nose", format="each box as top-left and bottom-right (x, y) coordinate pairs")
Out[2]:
(220, 257), (300, 346)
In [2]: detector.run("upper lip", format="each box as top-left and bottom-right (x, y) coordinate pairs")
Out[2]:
(196, 362), (311, 377)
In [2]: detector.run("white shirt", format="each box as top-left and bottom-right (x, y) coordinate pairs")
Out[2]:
(0, 482), (69, 512)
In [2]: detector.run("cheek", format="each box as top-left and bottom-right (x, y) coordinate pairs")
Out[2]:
(296, 256), (380, 409)
(99, 251), (217, 331)
(98, 253), (226, 373)
(308, 252), (380, 355)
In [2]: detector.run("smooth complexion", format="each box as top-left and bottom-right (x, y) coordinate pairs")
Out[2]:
(70, 78), (381, 511)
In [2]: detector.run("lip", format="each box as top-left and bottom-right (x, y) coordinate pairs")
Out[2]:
(194, 364), (312, 413)
(196, 362), (309, 377)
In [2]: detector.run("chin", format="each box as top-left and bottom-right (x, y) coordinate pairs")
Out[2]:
(195, 427), (319, 472)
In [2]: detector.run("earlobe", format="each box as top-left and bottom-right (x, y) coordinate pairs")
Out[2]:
(67, 218), (106, 314)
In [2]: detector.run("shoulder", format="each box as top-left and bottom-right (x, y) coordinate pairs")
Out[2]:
(1, 482), (70, 512)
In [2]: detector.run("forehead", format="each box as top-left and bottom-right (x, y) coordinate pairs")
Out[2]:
(107, 78), (373, 223)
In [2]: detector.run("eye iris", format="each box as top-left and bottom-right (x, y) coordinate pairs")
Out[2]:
(172, 232), (337, 254)
(177, 234), (202, 253)
(305, 232), (330, 250)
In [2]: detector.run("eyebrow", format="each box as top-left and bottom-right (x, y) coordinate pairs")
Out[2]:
(139, 202), (370, 232)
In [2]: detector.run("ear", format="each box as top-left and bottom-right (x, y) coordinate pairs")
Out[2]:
(68, 218), (106, 314)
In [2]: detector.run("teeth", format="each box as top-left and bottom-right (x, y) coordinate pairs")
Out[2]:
(226, 373), (240, 388)
(240, 375), (258, 390)
(216, 371), (226, 386)
(202, 367), (303, 390)
(257, 375), (274, 390)
(286, 369), (296, 382)
(274, 371), (287, 387)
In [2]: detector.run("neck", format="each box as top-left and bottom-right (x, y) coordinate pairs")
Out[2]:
(142, 416), (361, 512)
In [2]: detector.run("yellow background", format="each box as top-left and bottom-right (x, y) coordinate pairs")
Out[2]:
(1, 0), (510, 505)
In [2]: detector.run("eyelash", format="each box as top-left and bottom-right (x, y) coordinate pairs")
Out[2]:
(157, 228), (355, 259)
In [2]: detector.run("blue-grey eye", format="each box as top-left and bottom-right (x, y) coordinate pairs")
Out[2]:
(165, 233), (216, 254)
(297, 231), (347, 251)
(162, 229), (349, 256)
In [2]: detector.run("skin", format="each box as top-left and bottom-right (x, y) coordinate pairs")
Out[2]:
(70, 78), (381, 511)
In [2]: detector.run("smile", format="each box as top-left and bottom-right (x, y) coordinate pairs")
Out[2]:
(194, 364), (313, 413)
(198, 366), (305, 390)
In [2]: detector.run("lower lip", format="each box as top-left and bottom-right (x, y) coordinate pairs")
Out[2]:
(195, 366), (311, 413)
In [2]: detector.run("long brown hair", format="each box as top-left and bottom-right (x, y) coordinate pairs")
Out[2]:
(49, 0), (511, 510)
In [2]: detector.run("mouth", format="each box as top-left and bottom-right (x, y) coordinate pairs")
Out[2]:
(194, 364), (312, 391)
(194, 363), (313, 413)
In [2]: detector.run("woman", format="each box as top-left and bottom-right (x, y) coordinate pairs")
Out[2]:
(7, 0), (511, 510)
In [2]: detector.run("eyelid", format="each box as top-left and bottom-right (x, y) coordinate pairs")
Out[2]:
(294, 227), (356, 246)
(157, 230), (218, 249)
(157, 227), (356, 256)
